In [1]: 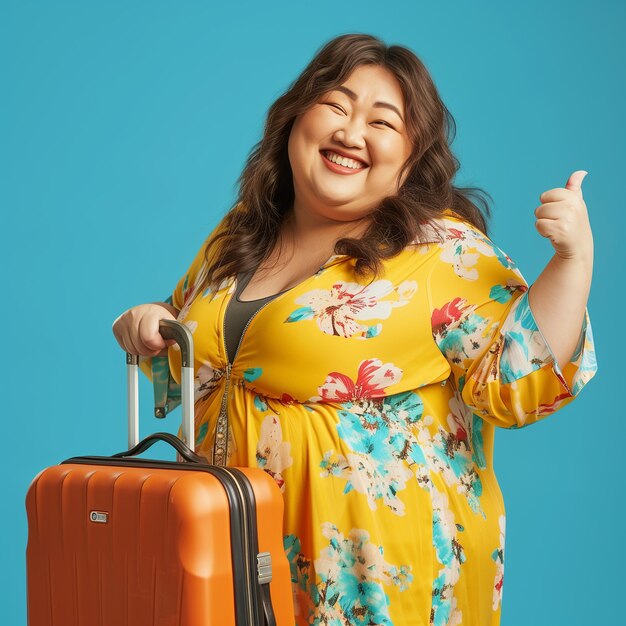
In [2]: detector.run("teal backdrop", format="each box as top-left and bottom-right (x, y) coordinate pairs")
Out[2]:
(2, 1), (621, 624)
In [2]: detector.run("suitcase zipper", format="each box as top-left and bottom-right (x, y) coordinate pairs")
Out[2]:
(222, 467), (257, 625)
(213, 293), (274, 466)
(227, 466), (275, 626)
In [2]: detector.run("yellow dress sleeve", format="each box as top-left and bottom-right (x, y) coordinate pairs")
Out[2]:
(426, 219), (597, 429)
(137, 232), (215, 416)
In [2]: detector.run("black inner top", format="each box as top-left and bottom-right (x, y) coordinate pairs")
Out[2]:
(224, 270), (290, 364)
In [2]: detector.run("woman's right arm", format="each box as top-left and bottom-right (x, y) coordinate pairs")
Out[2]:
(112, 301), (181, 357)
(111, 227), (218, 414)
(112, 217), (228, 359)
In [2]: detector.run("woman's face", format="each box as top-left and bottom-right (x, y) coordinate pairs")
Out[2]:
(287, 64), (413, 225)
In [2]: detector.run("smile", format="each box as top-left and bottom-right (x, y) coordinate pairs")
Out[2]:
(320, 150), (368, 175)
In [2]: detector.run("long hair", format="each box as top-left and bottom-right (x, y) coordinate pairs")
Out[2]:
(200, 33), (493, 291)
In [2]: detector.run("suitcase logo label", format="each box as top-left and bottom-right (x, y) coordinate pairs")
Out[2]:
(89, 511), (109, 523)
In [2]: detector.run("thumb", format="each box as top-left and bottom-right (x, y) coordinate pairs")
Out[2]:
(565, 170), (588, 195)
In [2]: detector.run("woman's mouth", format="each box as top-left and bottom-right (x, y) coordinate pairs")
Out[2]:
(320, 150), (368, 175)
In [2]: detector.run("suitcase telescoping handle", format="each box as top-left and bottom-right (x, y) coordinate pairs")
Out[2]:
(125, 319), (195, 454)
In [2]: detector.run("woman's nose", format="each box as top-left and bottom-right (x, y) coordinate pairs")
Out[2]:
(333, 118), (366, 148)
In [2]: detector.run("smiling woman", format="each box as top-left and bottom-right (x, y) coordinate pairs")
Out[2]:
(189, 33), (494, 292)
(112, 32), (597, 626)
(287, 65), (413, 229)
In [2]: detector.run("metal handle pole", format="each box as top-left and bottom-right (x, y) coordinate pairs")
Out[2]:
(126, 354), (139, 449)
(124, 319), (195, 456)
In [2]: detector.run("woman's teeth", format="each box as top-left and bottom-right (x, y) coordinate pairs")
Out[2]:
(324, 150), (366, 170)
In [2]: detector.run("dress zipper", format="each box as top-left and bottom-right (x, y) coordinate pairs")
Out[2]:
(213, 361), (232, 466)
(212, 288), (275, 466)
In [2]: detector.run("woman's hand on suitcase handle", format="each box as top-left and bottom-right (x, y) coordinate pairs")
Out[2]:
(112, 302), (181, 357)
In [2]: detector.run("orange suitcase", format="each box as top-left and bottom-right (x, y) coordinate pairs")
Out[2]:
(26, 320), (295, 626)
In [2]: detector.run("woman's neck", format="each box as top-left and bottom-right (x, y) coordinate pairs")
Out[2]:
(284, 202), (371, 261)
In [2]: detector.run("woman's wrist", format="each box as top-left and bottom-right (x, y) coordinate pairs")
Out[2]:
(151, 301), (180, 317)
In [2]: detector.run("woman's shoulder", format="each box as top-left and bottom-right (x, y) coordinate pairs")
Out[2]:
(412, 207), (489, 248)
(412, 208), (524, 285)
(405, 207), (524, 276)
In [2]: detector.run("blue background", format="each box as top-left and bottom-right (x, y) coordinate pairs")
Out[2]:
(2, 1), (622, 624)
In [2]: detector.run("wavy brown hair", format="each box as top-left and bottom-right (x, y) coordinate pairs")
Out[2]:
(199, 32), (493, 292)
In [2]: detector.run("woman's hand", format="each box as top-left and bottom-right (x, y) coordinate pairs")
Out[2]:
(112, 302), (180, 357)
(534, 170), (593, 263)
(528, 169), (594, 370)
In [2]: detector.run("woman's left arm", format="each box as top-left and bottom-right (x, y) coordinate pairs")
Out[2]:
(527, 170), (594, 371)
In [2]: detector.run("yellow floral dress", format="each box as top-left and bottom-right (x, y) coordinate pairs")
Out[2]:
(139, 208), (597, 626)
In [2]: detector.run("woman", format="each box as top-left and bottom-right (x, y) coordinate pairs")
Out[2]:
(112, 33), (597, 626)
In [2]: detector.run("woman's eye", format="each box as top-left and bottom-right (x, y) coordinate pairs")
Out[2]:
(325, 102), (345, 113)
(323, 103), (394, 129)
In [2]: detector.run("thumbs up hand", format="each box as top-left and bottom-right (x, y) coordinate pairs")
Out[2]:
(528, 170), (594, 369)
(535, 170), (593, 263)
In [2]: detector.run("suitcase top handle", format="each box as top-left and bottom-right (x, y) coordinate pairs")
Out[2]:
(125, 319), (195, 454)
(112, 432), (205, 463)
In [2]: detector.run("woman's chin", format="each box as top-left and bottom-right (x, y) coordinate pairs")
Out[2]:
(311, 183), (364, 206)
(308, 200), (373, 224)
(313, 196), (364, 215)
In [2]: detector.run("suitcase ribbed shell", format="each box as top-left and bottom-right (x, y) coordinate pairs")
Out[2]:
(26, 463), (294, 626)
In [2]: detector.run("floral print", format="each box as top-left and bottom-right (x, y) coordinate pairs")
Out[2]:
(255, 415), (293, 492)
(430, 486), (465, 626)
(492, 515), (506, 611)
(286, 279), (417, 339)
(440, 225), (520, 281)
(285, 524), (412, 625)
(139, 209), (597, 625)
(319, 389), (424, 516)
(420, 396), (487, 518)
(310, 358), (403, 402)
